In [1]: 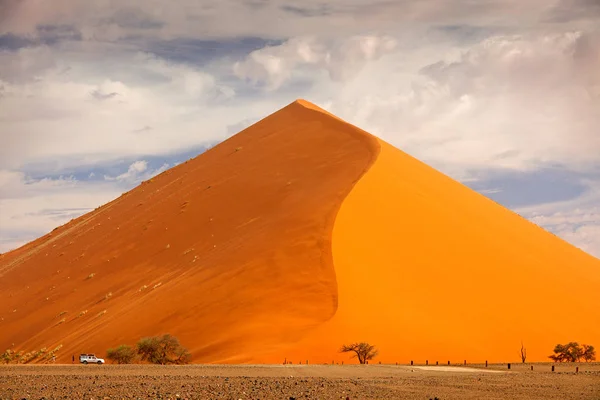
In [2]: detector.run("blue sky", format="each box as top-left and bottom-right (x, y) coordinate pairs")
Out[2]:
(0, 0), (599, 257)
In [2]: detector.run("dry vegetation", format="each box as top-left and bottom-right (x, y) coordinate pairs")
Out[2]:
(1, 344), (63, 365)
(340, 342), (378, 364)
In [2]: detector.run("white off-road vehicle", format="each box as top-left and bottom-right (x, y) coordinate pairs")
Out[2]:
(79, 353), (105, 364)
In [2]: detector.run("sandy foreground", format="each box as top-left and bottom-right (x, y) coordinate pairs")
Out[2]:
(0, 363), (598, 400)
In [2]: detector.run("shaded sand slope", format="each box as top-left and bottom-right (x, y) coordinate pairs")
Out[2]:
(276, 139), (600, 364)
(0, 100), (379, 363)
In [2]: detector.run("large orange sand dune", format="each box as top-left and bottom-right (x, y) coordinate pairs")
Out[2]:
(1, 99), (599, 364)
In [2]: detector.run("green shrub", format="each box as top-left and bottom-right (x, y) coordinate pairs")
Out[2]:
(549, 342), (596, 362)
(106, 344), (136, 364)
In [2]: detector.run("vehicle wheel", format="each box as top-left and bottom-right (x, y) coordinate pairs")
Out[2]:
(83, 361), (88, 365)
(97, 361), (102, 365)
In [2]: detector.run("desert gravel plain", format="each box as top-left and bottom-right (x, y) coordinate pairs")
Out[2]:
(1, 363), (599, 400)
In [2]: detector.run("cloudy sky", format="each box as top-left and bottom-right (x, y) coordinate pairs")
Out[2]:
(0, 0), (599, 258)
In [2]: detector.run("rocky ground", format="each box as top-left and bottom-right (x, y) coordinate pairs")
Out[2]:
(0, 363), (598, 399)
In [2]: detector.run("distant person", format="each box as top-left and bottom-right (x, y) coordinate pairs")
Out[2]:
(72, 355), (75, 364)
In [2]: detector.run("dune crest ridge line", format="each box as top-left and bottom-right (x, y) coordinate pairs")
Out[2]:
(0, 99), (380, 364)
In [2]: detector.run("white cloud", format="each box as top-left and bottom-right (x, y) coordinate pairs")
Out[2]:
(304, 31), (600, 178)
(559, 224), (600, 258)
(515, 177), (600, 258)
(0, 160), (172, 253)
(0, 171), (122, 252)
(103, 160), (169, 184)
(1, 9), (598, 178)
(480, 188), (503, 194)
(0, 46), (57, 82)
(233, 35), (397, 90)
(517, 180), (600, 259)
(0, 170), (77, 199)
(104, 160), (147, 182)
(0, 48), (240, 171)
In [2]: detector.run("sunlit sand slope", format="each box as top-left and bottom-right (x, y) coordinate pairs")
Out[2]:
(0, 100), (379, 363)
(277, 139), (600, 364)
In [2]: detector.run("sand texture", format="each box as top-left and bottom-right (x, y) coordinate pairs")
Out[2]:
(1, 99), (599, 365)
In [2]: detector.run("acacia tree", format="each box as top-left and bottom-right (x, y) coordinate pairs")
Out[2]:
(136, 334), (191, 365)
(582, 344), (596, 362)
(340, 342), (378, 364)
(106, 344), (136, 364)
(548, 342), (593, 363)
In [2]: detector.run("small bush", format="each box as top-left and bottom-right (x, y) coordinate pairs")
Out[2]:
(1, 349), (15, 364)
(21, 351), (36, 364)
(106, 344), (136, 364)
(46, 344), (63, 362)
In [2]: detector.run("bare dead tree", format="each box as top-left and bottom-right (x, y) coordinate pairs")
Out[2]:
(340, 342), (378, 364)
(520, 341), (527, 363)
